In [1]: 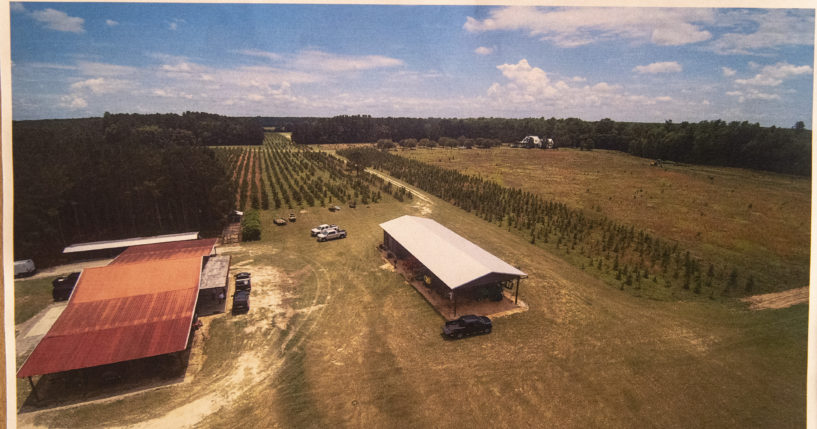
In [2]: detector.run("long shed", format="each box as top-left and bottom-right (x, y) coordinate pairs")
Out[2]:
(18, 238), (217, 379)
(380, 215), (526, 304)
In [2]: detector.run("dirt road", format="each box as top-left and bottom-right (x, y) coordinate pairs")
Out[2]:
(741, 286), (809, 310)
(26, 258), (114, 280)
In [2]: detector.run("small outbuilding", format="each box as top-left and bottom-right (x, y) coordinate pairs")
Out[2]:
(380, 216), (526, 317)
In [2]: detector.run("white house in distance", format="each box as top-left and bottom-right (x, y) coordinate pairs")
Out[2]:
(520, 136), (555, 149)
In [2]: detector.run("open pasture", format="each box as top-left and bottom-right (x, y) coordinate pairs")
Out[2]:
(400, 146), (810, 296)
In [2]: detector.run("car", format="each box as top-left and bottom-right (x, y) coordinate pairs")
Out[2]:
(310, 224), (338, 237)
(233, 290), (250, 313)
(316, 228), (347, 242)
(52, 271), (81, 301)
(274, 218), (287, 226)
(235, 272), (251, 280)
(442, 315), (492, 339)
(235, 277), (251, 291)
(14, 259), (36, 278)
(329, 205), (341, 212)
(289, 213), (297, 222)
(348, 201), (357, 208)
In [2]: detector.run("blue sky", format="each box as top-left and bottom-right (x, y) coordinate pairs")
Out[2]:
(9, 3), (815, 127)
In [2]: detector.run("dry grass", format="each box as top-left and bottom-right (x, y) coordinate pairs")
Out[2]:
(402, 146), (810, 294)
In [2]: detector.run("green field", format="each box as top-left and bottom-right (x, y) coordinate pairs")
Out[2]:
(18, 167), (807, 427)
(397, 146), (810, 297)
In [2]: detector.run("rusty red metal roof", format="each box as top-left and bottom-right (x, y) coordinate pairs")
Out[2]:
(18, 239), (217, 378)
(110, 238), (217, 265)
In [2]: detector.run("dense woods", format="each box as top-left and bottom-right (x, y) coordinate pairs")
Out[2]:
(12, 112), (257, 263)
(290, 115), (810, 176)
(339, 147), (776, 298)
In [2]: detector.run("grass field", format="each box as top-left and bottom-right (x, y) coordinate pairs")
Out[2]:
(398, 146), (810, 296)
(17, 176), (807, 427)
(14, 277), (55, 325)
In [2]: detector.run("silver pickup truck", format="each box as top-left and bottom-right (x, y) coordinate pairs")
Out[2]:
(316, 228), (347, 242)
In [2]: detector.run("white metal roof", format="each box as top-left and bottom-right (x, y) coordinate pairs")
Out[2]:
(63, 232), (200, 254)
(380, 216), (526, 289)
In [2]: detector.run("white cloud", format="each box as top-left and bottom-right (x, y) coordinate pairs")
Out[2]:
(735, 62), (812, 86)
(168, 19), (185, 31)
(474, 46), (494, 55)
(487, 59), (670, 114)
(30, 8), (85, 33)
(106, 19), (119, 27)
(76, 61), (138, 77)
(710, 10), (814, 55)
(633, 61), (682, 74)
(722, 67), (736, 77)
(237, 49), (283, 61)
(10, 3), (26, 13)
(70, 78), (129, 94)
(726, 89), (781, 103)
(291, 50), (403, 72)
(60, 94), (87, 109)
(464, 7), (713, 47)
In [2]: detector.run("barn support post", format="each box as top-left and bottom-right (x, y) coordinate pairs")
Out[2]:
(515, 278), (520, 304)
(28, 376), (40, 402)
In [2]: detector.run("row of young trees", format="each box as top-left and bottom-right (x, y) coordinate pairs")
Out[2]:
(338, 147), (761, 299)
(13, 116), (236, 264)
(214, 133), (392, 213)
(290, 115), (810, 176)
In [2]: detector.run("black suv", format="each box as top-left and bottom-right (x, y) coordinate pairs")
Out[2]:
(442, 315), (492, 339)
(52, 272), (81, 301)
(233, 290), (250, 313)
(235, 272), (251, 291)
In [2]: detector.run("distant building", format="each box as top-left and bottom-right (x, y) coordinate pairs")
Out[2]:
(520, 135), (541, 148)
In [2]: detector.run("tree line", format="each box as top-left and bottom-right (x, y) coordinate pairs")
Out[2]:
(13, 113), (243, 264)
(105, 111), (264, 146)
(338, 147), (769, 299)
(288, 115), (810, 176)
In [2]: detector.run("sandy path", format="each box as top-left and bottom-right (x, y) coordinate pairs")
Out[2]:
(365, 168), (432, 203)
(741, 286), (809, 310)
(25, 258), (114, 280)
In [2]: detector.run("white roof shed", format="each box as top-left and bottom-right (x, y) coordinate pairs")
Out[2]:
(63, 232), (200, 254)
(379, 216), (526, 289)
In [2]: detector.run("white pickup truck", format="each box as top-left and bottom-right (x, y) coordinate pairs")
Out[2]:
(316, 228), (347, 242)
(310, 224), (338, 237)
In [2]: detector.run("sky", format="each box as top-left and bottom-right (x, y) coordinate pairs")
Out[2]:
(8, 3), (816, 127)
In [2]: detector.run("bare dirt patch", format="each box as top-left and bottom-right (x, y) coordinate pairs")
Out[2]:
(27, 258), (114, 279)
(741, 286), (809, 310)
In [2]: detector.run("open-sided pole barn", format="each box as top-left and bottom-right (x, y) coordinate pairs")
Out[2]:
(380, 216), (526, 316)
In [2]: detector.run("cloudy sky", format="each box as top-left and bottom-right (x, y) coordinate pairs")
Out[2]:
(9, 3), (815, 127)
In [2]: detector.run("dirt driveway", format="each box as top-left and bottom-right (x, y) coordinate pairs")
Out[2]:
(26, 258), (114, 280)
(741, 286), (809, 310)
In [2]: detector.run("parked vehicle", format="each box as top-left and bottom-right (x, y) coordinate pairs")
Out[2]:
(14, 259), (36, 278)
(442, 315), (492, 339)
(289, 213), (297, 222)
(310, 224), (338, 237)
(233, 290), (250, 313)
(52, 271), (81, 301)
(329, 205), (341, 212)
(274, 218), (287, 226)
(348, 201), (357, 208)
(316, 228), (347, 242)
(235, 275), (251, 291)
